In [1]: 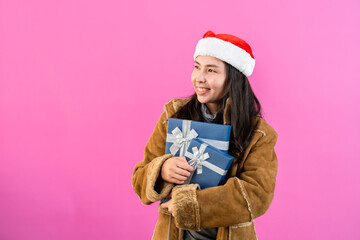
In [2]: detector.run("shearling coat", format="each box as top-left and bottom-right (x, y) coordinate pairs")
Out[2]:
(132, 98), (278, 240)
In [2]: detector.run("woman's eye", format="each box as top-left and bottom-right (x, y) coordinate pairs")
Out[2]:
(208, 69), (215, 73)
(194, 65), (199, 69)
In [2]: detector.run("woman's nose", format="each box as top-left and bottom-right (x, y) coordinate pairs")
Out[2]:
(196, 71), (206, 82)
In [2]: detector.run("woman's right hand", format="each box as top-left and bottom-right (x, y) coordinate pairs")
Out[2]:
(161, 157), (194, 184)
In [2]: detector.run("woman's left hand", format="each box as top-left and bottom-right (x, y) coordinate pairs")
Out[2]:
(160, 199), (174, 216)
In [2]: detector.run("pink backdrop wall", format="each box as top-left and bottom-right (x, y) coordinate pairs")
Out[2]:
(1, 0), (359, 239)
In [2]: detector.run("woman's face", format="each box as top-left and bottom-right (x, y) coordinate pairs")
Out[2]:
(191, 55), (227, 114)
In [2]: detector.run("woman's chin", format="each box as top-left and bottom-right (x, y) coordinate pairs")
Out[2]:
(196, 95), (208, 104)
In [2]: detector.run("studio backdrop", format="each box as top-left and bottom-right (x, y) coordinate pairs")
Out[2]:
(0, 0), (359, 239)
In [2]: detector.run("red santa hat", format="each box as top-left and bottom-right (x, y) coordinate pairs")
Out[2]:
(194, 31), (255, 77)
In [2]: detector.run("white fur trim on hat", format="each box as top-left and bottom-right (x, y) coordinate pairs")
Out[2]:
(193, 37), (255, 77)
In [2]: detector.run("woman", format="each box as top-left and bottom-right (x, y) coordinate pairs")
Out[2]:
(132, 31), (278, 240)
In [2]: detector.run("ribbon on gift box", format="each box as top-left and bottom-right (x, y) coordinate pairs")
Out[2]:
(185, 143), (227, 176)
(166, 120), (229, 156)
(166, 120), (198, 157)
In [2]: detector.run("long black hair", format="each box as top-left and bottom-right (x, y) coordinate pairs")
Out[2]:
(172, 63), (262, 160)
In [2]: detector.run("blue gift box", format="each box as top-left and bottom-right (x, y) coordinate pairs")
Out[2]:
(165, 118), (231, 157)
(184, 138), (234, 189)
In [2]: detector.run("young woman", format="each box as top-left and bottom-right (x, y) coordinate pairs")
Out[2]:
(132, 31), (278, 240)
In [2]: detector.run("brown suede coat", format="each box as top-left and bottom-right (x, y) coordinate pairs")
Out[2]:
(132, 98), (278, 240)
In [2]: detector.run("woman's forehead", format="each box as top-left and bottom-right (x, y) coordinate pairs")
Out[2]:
(194, 55), (225, 67)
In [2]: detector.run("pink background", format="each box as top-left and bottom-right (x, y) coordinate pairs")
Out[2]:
(1, 0), (359, 239)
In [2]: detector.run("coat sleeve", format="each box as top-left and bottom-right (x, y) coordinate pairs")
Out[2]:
(171, 126), (278, 230)
(131, 111), (174, 205)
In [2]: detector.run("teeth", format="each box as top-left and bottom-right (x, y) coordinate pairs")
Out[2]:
(197, 88), (209, 91)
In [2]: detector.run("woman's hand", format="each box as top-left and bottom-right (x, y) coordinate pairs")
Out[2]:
(160, 198), (174, 216)
(161, 157), (194, 184)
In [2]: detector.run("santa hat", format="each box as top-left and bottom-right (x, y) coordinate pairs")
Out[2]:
(194, 31), (255, 77)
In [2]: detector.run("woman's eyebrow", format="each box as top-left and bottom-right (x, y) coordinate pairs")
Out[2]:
(206, 64), (220, 68)
(194, 61), (220, 68)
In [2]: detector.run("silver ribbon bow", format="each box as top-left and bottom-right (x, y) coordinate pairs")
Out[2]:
(185, 143), (227, 176)
(166, 120), (198, 157)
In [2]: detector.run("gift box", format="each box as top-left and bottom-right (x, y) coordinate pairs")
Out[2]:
(184, 138), (234, 189)
(165, 118), (231, 157)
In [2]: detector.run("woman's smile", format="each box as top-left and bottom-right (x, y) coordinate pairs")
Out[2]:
(195, 86), (210, 95)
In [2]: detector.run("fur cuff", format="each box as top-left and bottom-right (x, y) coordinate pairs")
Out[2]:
(172, 184), (201, 231)
(146, 154), (174, 202)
